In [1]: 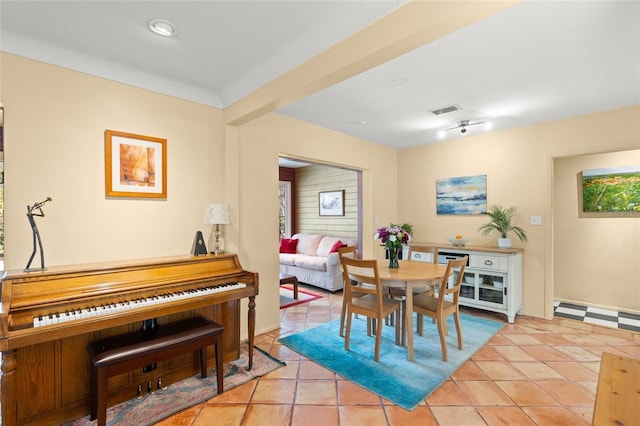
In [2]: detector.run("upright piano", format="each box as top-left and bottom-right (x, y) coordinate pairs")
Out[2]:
(0, 253), (258, 426)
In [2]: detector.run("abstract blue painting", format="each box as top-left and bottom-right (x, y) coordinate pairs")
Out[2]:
(436, 175), (487, 215)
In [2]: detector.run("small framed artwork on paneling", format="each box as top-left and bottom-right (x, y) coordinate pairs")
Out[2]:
(579, 165), (640, 217)
(105, 129), (167, 198)
(319, 190), (345, 216)
(436, 174), (487, 215)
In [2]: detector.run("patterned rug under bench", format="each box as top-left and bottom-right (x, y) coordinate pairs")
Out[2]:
(554, 301), (640, 333)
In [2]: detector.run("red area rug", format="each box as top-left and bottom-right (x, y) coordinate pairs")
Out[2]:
(280, 285), (323, 309)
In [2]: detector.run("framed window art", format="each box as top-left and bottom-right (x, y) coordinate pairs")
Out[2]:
(105, 129), (167, 198)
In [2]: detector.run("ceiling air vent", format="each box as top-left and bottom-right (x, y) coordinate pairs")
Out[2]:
(430, 105), (461, 115)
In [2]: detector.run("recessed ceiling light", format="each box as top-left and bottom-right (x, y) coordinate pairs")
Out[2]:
(148, 19), (178, 37)
(390, 77), (408, 87)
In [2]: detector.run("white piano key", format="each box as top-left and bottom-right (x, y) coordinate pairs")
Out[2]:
(33, 282), (247, 327)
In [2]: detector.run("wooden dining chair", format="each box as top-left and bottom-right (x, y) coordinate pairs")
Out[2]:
(388, 245), (439, 345)
(412, 256), (468, 362)
(341, 257), (402, 362)
(407, 245), (439, 264)
(337, 246), (357, 337)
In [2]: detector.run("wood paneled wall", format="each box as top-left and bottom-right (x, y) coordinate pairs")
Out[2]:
(295, 164), (358, 238)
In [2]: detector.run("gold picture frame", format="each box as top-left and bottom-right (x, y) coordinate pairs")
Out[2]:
(105, 129), (167, 198)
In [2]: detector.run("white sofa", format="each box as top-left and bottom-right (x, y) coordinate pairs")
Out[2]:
(279, 233), (358, 292)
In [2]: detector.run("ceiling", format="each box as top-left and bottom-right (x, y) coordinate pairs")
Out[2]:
(1, 1), (639, 150)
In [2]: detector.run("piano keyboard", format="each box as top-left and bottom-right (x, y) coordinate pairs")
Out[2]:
(33, 282), (247, 327)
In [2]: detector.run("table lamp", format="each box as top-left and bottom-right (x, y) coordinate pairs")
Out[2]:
(204, 203), (230, 255)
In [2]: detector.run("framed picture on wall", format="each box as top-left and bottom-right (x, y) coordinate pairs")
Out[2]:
(579, 165), (640, 217)
(436, 174), (487, 215)
(105, 129), (167, 198)
(319, 190), (345, 216)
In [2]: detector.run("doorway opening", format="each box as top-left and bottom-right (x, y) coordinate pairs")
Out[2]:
(278, 156), (363, 313)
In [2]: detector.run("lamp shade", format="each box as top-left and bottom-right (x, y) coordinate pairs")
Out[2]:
(204, 203), (230, 224)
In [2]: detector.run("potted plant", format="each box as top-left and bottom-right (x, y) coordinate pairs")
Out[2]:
(478, 204), (527, 248)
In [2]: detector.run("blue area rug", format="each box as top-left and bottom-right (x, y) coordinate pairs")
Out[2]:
(279, 313), (503, 410)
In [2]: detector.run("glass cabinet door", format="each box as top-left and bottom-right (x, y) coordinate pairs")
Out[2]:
(477, 272), (506, 307)
(459, 271), (476, 300)
(451, 270), (507, 309)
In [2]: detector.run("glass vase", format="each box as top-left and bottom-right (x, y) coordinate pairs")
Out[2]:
(387, 247), (400, 268)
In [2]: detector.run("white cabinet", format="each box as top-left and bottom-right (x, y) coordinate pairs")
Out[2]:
(410, 243), (523, 323)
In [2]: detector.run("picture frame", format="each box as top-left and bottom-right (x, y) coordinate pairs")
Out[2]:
(105, 129), (167, 198)
(436, 174), (487, 215)
(319, 190), (345, 216)
(579, 165), (640, 217)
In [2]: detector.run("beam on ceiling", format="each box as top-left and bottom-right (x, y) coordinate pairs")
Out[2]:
(224, 0), (520, 127)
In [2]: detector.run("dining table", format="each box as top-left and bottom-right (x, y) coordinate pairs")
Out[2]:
(345, 259), (449, 362)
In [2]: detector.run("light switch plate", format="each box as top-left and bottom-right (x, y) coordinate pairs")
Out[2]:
(530, 215), (543, 225)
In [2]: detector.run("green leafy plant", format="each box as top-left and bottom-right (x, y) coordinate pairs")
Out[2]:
(478, 204), (527, 242)
(390, 223), (413, 237)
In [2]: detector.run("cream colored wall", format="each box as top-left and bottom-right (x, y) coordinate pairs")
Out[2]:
(554, 149), (640, 313)
(3, 51), (638, 336)
(232, 113), (397, 334)
(1, 53), (225, 269)
(398, 106), (640, 319)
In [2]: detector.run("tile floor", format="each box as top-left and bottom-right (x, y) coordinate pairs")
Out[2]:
(554, 301), (640, 333)
(158, 285), (640, 425)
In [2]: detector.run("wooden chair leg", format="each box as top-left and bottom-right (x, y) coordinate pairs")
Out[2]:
(417, 313), (423, 336)
(345, 312), (352, 351)
(437, 316), (448, 362)
(454, 311), (463, 350)
(400, 302), (406, 347)
(375, 315), (383, 362)
(395, 309), (401, 346)
(339, 297), (347, 337)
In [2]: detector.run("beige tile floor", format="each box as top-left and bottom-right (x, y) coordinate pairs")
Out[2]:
(158, 284), (640, 425)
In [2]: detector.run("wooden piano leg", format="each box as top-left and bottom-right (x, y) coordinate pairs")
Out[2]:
(247, 295), (256, 370)
(1, 350), (18, 426)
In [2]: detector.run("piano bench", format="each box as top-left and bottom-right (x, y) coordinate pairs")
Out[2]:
(87, 316), (224, 426)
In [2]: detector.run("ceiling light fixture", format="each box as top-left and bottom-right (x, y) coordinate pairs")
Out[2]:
(443, 119), (487, 135)
(148, 18), (178, 37)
